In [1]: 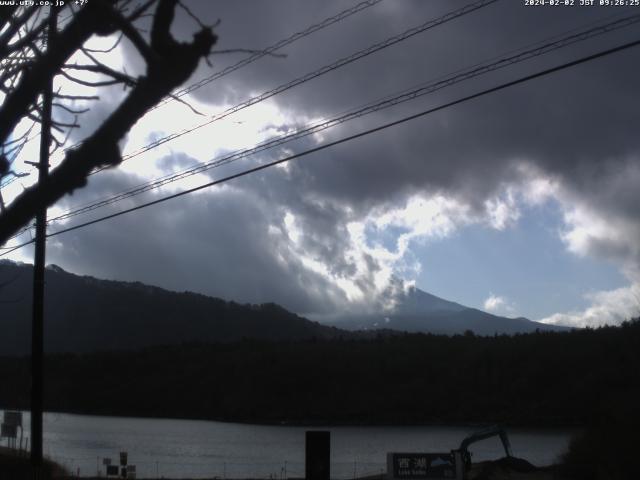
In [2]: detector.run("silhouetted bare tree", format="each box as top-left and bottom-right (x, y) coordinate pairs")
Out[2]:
(0, 0), (217, 244)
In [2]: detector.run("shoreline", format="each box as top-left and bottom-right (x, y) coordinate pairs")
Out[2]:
(0, 406), (586, 430)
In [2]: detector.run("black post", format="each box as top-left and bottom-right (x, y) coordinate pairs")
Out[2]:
(30, 6), (56, 475)
(305, 431), (330, 480)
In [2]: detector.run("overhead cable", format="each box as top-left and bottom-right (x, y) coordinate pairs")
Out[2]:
(36, 12), (640, 227)
(3, 35), (638, 256)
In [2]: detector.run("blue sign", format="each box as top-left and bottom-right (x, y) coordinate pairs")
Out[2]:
(390, 453), (456, 479)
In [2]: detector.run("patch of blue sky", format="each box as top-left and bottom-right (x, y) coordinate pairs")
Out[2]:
(363, 222), (412, 251)
(409, 202), (627, 320)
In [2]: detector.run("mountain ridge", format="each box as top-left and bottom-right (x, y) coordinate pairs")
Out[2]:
(324, 284), (571, 335)
(0, 260), (569, 356)
(0, 260), (349, 355)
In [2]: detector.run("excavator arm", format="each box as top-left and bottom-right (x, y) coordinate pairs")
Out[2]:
(458, 425), (513, 457)
(454, 425), (513, 474)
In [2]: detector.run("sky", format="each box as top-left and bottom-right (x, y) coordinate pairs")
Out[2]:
(2, 0), (640, 327)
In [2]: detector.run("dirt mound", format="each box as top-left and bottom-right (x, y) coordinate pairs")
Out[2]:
(470, 456), (553, 480)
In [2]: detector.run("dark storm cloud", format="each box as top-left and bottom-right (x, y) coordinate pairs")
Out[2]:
(48, 163), (350, 313)
(173, 0), (640, 215)
(45, 0), (640, 313)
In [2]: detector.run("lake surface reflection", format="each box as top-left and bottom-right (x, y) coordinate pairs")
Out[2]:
(16, 412), (575, 478)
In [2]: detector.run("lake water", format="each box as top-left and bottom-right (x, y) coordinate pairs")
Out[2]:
(9, 411), (576, 478)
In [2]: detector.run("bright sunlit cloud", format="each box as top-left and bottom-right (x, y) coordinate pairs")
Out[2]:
(120, 98), (294, 182)
(540, 283), (640, 328)
(484, 293), (516, 316)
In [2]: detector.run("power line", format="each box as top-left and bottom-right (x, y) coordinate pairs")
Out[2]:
(0, 8), (77, 189)
(46, 0), (508, 221)
(3, 9), (637, 246)
(22, 11), (640, 232)
(1, 0), (496, 231)
(152, 0), (384, 110)
(3, 35), (638, 257)
(91, 0), (498, 174)
(4, 5), (638, 246)
(3, 0), (495, 224)
(1, 0), (384, 185)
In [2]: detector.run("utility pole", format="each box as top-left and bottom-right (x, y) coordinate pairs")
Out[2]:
(31, 6), (56, 477)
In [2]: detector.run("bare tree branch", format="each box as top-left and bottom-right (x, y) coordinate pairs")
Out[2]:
(63, 62), (137, 87)
(0, 2), (117, 144)
(52, 103), (91, 115)
(107, 6), (160, 65)
(0, 13), (47, 59)
(0, 0), (217, 244)
(0, 6), (38, 54)
(126, 0), (157, 23)
(0, 5), (19, 33)
(53, 93), (100, 101)
(81, 33), (124, 54)
(58, 68), (124, 88)
(177, 0), (208, 30)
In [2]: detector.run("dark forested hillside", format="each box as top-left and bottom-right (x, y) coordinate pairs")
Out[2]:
(0, 261), (569, 357)
(0, 261), (349, 355)
(1, 320), (638, 426)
